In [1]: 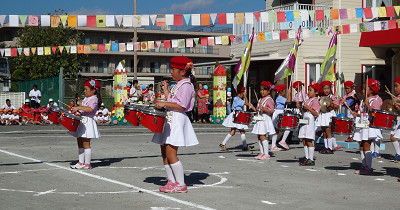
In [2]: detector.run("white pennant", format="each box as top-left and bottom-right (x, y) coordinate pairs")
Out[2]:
(0, 48), (4, 57)
(115, 15), (123, 26)
(210, 13), (217, 25)
(150, 15), (157, 25)
(0, 15), (6, 26)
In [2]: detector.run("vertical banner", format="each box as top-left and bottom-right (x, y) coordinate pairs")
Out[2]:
(211, 65), (227, 124)
(111, 60), (129, 125)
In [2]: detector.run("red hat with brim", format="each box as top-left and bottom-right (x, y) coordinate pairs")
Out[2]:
(367, 78), (380, 95)
(170, 56), (193, 71)
(293, 81), (303, 88)
(260, 81), (273, 89)
(321, 80), (332, 87)
(309, 82), (322, 94)
(273, 84), (286, 92)
(84, 79), (101, 89)
(237, 86), (246, 93)
(395, 77), (400, 85)
(344, 81), (355, 87)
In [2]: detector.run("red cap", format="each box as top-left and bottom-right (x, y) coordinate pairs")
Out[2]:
(237, 86), (246, 93)
(367, 78), (380, 94)
(260, 81), (273, 89)
(274, 84), (286, 92)
(309, 81), (322, 94)
(293, 81), (303, 88)
(170, 56), (194, 71)
(395, 77), (400, 85)
(84, 79), (101, 89)
(344, 81), (355, 87)
(142, 89), (149, 94)
(321, 81), (332, 87)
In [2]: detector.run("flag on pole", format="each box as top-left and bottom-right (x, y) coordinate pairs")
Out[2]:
(318, 31), (338, 82)
(232, 28), (254, 91)
(274, 26), (301, 83)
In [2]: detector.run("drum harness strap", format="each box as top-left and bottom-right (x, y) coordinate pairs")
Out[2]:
(80, 96), (97, 124)
(166, 80), (195, 123)
(254, 97), (272, 121)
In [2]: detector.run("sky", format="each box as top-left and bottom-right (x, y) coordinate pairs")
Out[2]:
(0, 0), (266, 15)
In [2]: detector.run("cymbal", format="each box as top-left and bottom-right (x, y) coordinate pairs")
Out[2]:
(320, 97), (333, 113)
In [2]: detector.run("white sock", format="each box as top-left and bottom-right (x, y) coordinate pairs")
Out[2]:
(360, 151), (366, 167)
(324, 139), (328, 148)
(170, 161), (185, 186)
(392, 140), (400, 155)
(365, 151), (372, 169)
(370, 142), (375, 153)
(84, 148), (91, 165)
(304, 146), (309, 159)
(164, 165), (176, 182)
(78, 148), (84, 163)
(309, 147), (315, 161)
(332, 138), (338, 148)
(271, 134), (278, 148)
(375, 139), (380, 153)
(258, 140), (264, 154)
(241, 134), (247, 148)
(281, 131), (290, 143)
(261, 140), (269, 155)
(328, 138), (333, 150)
(222, 134), (232, 145)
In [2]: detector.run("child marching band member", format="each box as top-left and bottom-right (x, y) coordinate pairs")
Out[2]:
(293, 81), (306, 102)
(340, 81), (358, 142)
(69, 79), (102, 170)
(220, 86), (253, 151)
(318, 81), (343, 154)
(249, 81), (276, 160)
(390, 77), (400, 162)
(153, 56), (198, 193)
(271, 84), (291, 150)
(298, 81), (322, 166)
(353, 79), (382, 174)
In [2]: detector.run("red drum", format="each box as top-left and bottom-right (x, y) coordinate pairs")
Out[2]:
(233, 111), (254, 125)
(138, 108), (166, 133)
(49, 106), (62, 125)
(278, 114), (300, 131)
(124, 104), (140, 126)
(331, 117), (354, 135)
(59, 113), (81, 132)
(369, 109), (398, 130)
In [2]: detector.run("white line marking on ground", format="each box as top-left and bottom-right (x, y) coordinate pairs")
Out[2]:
(0, 149), (215, 210)
(0, 133), (228, 139)
(218, 156), (226, 159)
(352, 158), (359, 160)
(378, 161), (384, 163)
(337, 173), (346, 176)
(33, 189), (56, 196)
(261, 200), (277, 205)
(0, 168), (61, 175)
(237, 159), (264, 163)
(305, 169), (318, 172)
(280, 165), (289, 168)
(0, 188), (35, 193)
(150, 207), (181, 210)
(374, 178), (385, 181)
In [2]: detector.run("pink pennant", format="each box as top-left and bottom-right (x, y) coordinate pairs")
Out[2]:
(174, 14), (183, 26)
(164, 40), (171, 49)
(253, 12), (260, 22)
(229, 35), (235, 43)
(28, 15), (39, 26)
(363, 8), (373, 19)
(277, 12), (286, 23)
(51, 46), (57, 54)
(217, 13), (226, 25)
(156, 41), (162, 48)
(386, 6), (395, 17)
(388, 19), (397, 29)
(200, 37), (208, 46)
(315, 10), (324, 21)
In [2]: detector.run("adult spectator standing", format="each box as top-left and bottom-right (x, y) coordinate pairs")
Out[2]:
(1, 99), (16, 110)
(197, 83), (209, 123)
(129, 80), (140, 103)
(29, 85), (41, 108)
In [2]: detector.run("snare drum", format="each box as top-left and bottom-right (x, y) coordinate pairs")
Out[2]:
(124, 104), (140, 126)
(138, 108), (167, 133)
(233, 111), (254, 125)
(278, 113), (300, 131)
(369, 109), (398, 130)
(331, 117), (354, 135)
(59, 113), (81, 132)
(49, 106), (62, 124)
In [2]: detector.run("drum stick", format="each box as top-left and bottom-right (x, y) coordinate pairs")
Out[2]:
(253, 88), (260, 112)
(384, 85), (398, 100)
(338, 96), (352, 111)
(58, 100), (72, 108)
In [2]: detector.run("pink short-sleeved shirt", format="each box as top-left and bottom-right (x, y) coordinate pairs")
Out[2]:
(368, 95), (382, 110)
(81, 95), (98, 117)
(294, 90), (306, 102)
(168, 78), (195, 113)
(257, 95), (274, 114)
(305, 97), (321, 114)
(328, 94), (339, 106)
(340, 92), (355, 105)
(393, 95), (400, 105)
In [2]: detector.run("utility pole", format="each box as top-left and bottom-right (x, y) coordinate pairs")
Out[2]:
(133, 0), (138, 80)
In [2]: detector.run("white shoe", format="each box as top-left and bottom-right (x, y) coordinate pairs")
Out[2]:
(70, 162), (85, 169)
(82, 164), (92, 170)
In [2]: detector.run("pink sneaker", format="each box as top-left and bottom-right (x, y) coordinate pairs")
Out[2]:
(270, 146), (282, 151)
(334, 145), (344, 151)
(258, 154), (271, 160)
(254, 153), (263, 160)
(159, 180), (175, 192)
(164, 183), (187, 193)
(82, 163), (92, 170)
(279, 142), (290, 150)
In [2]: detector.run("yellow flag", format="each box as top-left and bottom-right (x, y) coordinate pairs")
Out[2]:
(60, 15), (68, 26)
(91, 44), (98, 51)
(105, 44), (111, 51)
(378, 7), (387, 17)
(236, 13), (244, 24)
(222, 36), (229, 45)
(293, 11), (301, 20)
(31, 47), (36, 55)
(44, 47), (51, 55)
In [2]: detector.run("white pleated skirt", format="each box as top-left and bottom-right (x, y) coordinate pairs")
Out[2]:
(68, 117), (100, 139)
(315, 110), (336, 127)
(252, 114), (276, 135)
(272, 109), (284, 127)
(298, 112), (316, 140)
(391, 117), (400, 139)
(353, 117), (369, 141)
(222, 112), (248, 130)
(152, 111), (199, 147)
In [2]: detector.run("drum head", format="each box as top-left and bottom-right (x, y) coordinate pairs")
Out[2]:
(331, 117), (353, 122)
(64, 113), (81, 120)
(141, 108), (166, 117)
(50, 106), (62, 113)
(370, 109), (398, 116)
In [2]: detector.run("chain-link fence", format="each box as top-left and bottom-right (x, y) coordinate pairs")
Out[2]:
(17, 76), (59, 107)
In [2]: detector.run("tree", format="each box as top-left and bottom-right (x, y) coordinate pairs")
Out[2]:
(9, 25), (87, 80)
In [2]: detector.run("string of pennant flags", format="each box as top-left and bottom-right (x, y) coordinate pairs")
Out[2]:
(1, 18), (399, 58)
(0, 6), (400, 28)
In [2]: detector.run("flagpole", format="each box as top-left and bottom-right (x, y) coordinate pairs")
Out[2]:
(133, 0), (138, 80)
(244, 71), (248, 111)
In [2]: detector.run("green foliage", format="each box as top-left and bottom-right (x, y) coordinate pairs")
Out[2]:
(9, 25), (87, 80)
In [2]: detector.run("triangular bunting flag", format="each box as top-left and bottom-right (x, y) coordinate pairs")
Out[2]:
(105, 43), (111, 51)
(92, 44), (98, 51)
(293, 11), (300, 20)
(19, 15), (28, 26)
(193, 38), (200, 45)
(58, 46), (64, 53)
(150, 15), (157, 25)
(0, 48), (4, 57)
(17, 48), (23, 55)
(210, 13), (217, 25)
(0, 15), (5, 26)
(65, 46), (71, 53)
(115, 15), (123, 26)
(51, 46), (57, 54)
(31, 47), (36, 55)
(156, 41), (162, 48)
(229, 35), (235, 43)
(60, 15), (68, 26)
(183, 14), (191, 25)
(394, 6), (400, 16)
(308, 10), (315, 21)
(254, 12), (260, 22)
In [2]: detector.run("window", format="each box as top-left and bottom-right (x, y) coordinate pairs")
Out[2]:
(84, 62), (90, 73)
(363, 65), (390, 94)
(364, 0), (391, 7)
(98, 60), (108, 73)
(202, 67), (208, 75)
(306, 63), (321, 87)
(97, 38), (108, 44)
(84, 38), (90, 45)
(166, 62), (171, 73)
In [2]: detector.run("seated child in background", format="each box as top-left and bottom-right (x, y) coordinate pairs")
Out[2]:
(8, 109), (22, 125)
